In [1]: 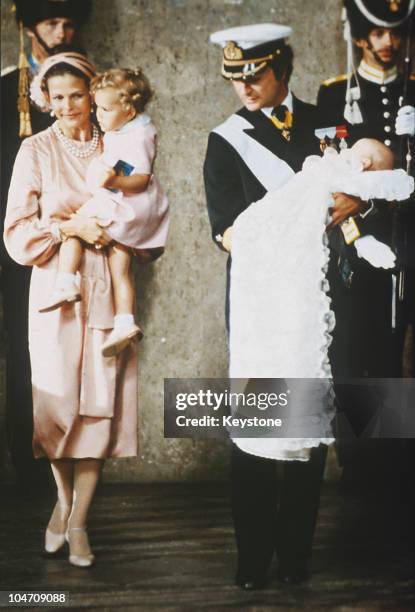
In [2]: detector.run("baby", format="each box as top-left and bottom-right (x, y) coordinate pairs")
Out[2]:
(229, 138), (414, 461)
(40, 68), (169, 357)
(324, 138), (407, 266)
(224, 138), (408, 263)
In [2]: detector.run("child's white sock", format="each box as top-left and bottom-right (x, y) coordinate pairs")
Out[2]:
(114, 314), (135, 329)
(56, 272), (79, 290)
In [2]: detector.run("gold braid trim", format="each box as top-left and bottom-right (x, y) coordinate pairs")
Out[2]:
(221, 48), (282, 80)
(221, 61), (268, 80)
(17, 21), (32, 138)
(222, 51), (277, 67)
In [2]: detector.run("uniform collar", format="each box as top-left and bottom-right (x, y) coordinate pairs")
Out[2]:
(357, 60), (398, 85)
(261, 89), (293, 118)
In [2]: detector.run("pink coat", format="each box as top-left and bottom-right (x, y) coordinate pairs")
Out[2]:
(4, 126), (138, 459)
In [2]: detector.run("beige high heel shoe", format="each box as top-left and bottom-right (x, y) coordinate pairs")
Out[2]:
(66, 527), (95, 568)
(44, 503), (71, 554)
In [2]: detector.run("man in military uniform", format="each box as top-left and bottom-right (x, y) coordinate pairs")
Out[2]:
(318, 0), (414, 157)
(203, 23), (368, 589)
(317, 0), (415, 490)
(1, 0), (92, 495)
(317, 0), (415, 377)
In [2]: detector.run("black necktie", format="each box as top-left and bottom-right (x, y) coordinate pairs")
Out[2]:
(271, 104), (289, 122)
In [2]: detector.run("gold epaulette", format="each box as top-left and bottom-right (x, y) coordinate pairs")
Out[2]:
(322, 73), (350, 87)
(1, 65), (17, 77)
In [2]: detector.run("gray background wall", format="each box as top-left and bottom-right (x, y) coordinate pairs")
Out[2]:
(1, 0), (344, 482)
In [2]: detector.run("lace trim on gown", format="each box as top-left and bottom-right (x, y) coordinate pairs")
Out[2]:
(228, 150), (414, 461)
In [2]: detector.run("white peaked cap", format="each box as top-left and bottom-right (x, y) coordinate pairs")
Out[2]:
(210, 23), (293, 49)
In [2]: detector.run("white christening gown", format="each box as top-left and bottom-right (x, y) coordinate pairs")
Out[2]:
(229, 148), (414, 461)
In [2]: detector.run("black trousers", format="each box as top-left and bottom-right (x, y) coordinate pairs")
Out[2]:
(230, 443), (327, 581)
(1, 264), (48, 487)
(329, 263), (412, 495)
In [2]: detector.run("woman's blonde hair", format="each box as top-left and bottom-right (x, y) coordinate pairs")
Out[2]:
(90, 68), (153, 114)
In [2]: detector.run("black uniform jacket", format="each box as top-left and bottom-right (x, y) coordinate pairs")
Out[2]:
(317, 71), (415, 258)
(317, 72), (415, 331)
(204, 92), (391, 284)
(317, 71), (415, 247)
(204, 96), (320, 249)
(1, 68), (52, 268)
(317, 72), (415, 158)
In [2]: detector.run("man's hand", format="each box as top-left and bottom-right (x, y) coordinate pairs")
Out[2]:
(395, 105), (415, 137)
(327, 193), (366, 229)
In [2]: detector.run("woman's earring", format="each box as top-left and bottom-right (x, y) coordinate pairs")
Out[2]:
(50, 109), (55, 117)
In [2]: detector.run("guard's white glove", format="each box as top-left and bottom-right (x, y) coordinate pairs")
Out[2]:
(395, 105), (415, 137)
(354, 235), (396, 269)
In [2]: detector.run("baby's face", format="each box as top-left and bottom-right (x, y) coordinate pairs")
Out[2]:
(94, 87), (135, 132)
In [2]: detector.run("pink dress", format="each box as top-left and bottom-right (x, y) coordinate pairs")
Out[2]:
(4, 126), (138, 459)
(79, 114), (169, 250)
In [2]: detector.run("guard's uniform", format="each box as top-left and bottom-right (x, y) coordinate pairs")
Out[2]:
(316, 0), (415, 493)
(316, 66), (412, 378)
(1, 67), (52, 264)
(1, 66), (53, 487)
(318, 67), (415, 368)
(317, 68), (415, 154)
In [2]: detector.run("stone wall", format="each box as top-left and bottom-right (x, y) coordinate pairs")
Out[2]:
(1, 0), (344, 482)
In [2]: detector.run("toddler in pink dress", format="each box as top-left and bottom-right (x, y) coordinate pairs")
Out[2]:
(40, 68), (169, 357)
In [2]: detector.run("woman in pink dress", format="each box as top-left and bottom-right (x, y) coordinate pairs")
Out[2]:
(38, 67), (169, 357)
(4, 51), (138, 568)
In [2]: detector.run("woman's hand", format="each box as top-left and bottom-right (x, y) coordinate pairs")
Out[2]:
(60, 214), (112, 247)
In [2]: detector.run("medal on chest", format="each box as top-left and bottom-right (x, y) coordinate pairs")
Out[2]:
(270, 110), (293, 141)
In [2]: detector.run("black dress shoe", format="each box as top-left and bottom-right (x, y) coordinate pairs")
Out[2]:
(277, 565), (308, 584)
(235, 576), (268, 590)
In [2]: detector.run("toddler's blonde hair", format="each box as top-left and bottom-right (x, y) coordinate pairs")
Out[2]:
(91, 67), (153, 114)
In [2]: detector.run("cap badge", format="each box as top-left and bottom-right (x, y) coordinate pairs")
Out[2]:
(387, 0), (402, 12)
(223, 41), (243, 61)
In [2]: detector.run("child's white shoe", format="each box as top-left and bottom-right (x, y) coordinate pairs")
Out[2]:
(102, 324), (143, 358)
(39, 284), (81, 313)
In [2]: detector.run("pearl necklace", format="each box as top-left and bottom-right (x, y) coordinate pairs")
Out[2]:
(52, 122), (100, 158)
